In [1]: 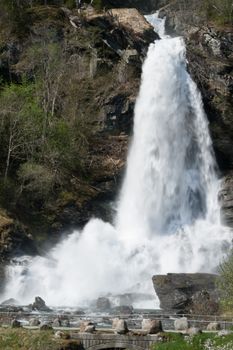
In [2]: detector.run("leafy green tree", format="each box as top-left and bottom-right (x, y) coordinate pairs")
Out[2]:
(0, 82), (44, 180)
(218, 250), (233, 311)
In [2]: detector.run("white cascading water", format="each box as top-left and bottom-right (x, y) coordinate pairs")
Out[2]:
(1, 15), (232, 307)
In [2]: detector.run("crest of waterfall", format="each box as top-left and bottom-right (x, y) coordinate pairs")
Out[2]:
(1, 14), (232, 307)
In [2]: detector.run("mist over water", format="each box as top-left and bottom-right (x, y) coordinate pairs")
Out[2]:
(2, 16), (232, 307)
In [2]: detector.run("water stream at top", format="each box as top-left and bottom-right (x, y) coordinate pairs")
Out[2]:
(1, 14), (232, 308)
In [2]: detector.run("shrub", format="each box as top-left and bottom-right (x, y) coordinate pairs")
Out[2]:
(203, 0), (233, 24)
(217, 250), (233, 311)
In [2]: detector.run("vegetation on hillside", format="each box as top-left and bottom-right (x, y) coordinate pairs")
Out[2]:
(203, 0), (233, 24)
(217, 250), (233, 311)
(0, 0), (122, 239)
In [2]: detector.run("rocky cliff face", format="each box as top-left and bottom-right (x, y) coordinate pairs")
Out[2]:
(0, 5), (157, 259)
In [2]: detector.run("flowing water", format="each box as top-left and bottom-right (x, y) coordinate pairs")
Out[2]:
(1, 15), (232, 307)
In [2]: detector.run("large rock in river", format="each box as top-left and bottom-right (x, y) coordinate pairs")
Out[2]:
(152, 273), (219, 314)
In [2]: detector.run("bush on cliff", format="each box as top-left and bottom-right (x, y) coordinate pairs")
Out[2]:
(203, 0), (233, 24)
(218, 250), (233, 311)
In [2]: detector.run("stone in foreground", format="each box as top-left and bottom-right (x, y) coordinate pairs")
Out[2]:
(207, 322), (221, 331)
(142, 319), (163, 334)
(11, 319), (21, 328)
(152, 273), (219, 313)
(112, 318), (128, 334)
(174, 317), (189, 331)
(80, 321), (96, 333)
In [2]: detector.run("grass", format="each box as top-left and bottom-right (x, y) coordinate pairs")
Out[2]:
(0, 328), (80, 350)
(153, 332), (233, 350)
(1, 329), (233, 350)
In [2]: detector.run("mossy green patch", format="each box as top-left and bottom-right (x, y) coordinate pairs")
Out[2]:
(153, 332), (233, 350)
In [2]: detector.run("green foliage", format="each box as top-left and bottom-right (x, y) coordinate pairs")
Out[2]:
(217, 250), (233, 311)
(203, 0), (233, 24)
(91, 0), (104, 11)
(17, 162), (56, 202)
(0, 0), (33, 37)
(0, 328), (69, 350)
(153, 332), (233, 350)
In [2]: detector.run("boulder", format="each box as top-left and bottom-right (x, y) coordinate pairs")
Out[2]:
(79, 321), (96, 333)
(53, 318), (62, 327)
(174, 317), (189, 331)
(31, 297), (51, 312)
(40, 323), (53, 331)
(190, 290), (220, 315)
(141, 319), (163, 334)
(11, 319), (21, 328)
(63, 319), (70, 328)
(187, 327), (202, 335)
(54, 331), (71, 339)
(111, 305), (134, 314)
(96, 297), (111, 311)
(207, 322), (221, 331)
(152, 273), (219, 313)
(29, 318), (40, 327)
(112, 318), (128, 334)
(1, 298), (18, 306)
(74, 310), (85, 315)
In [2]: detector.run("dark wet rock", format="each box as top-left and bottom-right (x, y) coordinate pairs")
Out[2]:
(31, 296), (52, 312)
(53, 317), (62, 327)
(153, 273), (219, 314)
(111, 305), (134, 315)
(0, 305), (24, 313)
(1, 298), (18, 306)
(219, 173), (233, 227)
(96, 297), (111, 311)
(63, 319), (70, 328)
(142, 319), (163, 334)
(40, 323), (53, 331)
(11, 319), (21, 328)
(112, 318), (128, 334)
(190, 290), (220, 315)
(73, 310), (85, 316)
(0, 209), (37, 263)
(29, 318), (40, 327)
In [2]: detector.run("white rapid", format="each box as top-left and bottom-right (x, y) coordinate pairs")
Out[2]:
(1, 15), (232, 307)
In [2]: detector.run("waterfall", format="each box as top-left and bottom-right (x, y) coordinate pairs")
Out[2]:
(1, 15), (232, 307)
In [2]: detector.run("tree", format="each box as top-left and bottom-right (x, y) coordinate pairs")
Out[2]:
(0, 82), (44, 180)
(217, 250), (233, 311)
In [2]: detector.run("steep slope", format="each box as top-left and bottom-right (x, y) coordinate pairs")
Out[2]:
(0, 4), (157, 258)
